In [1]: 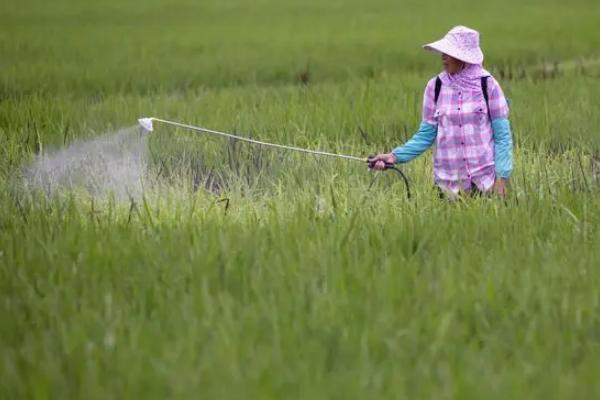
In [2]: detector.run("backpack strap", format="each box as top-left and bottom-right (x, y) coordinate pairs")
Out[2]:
(434, 76), (442, 104)
(481, 76), (491, 120)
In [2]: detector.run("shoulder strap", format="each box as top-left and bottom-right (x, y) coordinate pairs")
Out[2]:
(434, 77), (442, 104)
(481, 76), (491, 120)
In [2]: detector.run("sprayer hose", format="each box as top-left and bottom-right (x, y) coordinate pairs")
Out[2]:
(150, 117), (411, 199)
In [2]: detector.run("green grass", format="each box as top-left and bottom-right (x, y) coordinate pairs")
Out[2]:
(2, 0), (600, 398)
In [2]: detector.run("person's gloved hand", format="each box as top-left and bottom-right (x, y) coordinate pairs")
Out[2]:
(369, 153), (396, 170)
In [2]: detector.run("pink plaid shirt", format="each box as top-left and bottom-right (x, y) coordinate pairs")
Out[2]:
(423, 72), (510, 193)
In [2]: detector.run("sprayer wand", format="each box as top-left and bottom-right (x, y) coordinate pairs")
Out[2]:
(138, 117), (410, 199)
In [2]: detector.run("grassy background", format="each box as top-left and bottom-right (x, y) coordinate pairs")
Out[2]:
(2, 0), (600, 398)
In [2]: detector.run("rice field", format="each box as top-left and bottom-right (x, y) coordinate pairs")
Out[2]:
(2, 0), (600, 398)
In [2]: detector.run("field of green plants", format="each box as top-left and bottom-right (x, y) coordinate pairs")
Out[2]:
(2, 0), (600, 398)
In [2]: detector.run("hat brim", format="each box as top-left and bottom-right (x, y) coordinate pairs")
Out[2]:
(423, 39), (484, 65)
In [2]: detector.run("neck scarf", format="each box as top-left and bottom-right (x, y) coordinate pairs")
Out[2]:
(440, 63), (490, 91)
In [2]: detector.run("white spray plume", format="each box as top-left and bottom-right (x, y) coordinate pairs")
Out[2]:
(20, 126), (149, 199)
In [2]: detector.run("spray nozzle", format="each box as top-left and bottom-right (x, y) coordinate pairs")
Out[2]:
(138, 117), (154, 132)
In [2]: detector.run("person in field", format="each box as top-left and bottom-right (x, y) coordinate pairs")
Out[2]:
(371, 26), (513, 197)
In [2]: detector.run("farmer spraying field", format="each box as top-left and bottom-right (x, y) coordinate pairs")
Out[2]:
(4, 0), (600, 397)
(371, 26), (513, 197)
(137, 27), (513, 200)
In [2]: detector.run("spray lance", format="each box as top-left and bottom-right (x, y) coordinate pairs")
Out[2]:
(138, 117), (410, 199)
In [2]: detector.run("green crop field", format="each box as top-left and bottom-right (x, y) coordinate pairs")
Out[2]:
(2, 0), (600, 398)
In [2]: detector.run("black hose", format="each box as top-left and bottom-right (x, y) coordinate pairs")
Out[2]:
(386, 166), (411, 200)
(366, 156), (411, 200)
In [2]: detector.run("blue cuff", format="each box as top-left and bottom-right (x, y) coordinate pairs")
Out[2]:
(492, 118), (513, 178)
(392, 122), (437, 163)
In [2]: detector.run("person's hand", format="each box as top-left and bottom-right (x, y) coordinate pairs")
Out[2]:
(494, 177), (508, 196)
(369, 153), (396, 170)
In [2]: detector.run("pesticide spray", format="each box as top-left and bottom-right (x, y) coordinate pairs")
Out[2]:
(20, 126), (149, 199)
(17, 117), (410, 201)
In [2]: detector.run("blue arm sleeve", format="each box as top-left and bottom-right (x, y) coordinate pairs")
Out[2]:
(391, 122), (437, 164)
(492, 118), (513, 178)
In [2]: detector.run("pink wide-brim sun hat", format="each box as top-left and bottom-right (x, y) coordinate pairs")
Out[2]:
(423, 25), (484, 65)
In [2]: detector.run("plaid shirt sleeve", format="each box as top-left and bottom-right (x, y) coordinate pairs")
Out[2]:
(422, 77), (438, 126)
(487, 77), (510, 120)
